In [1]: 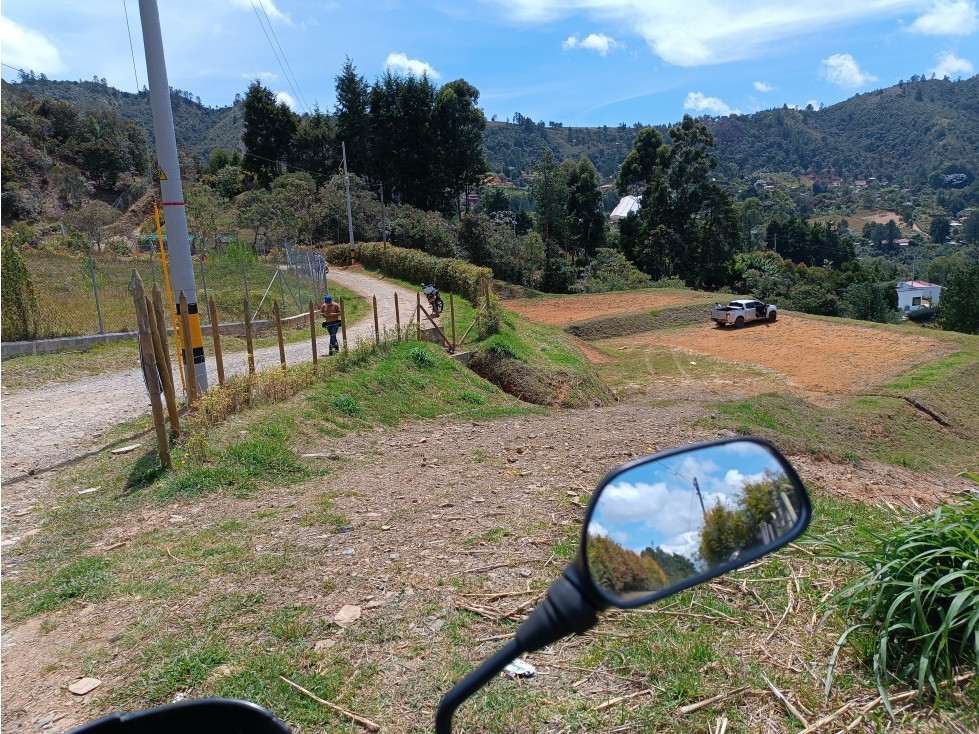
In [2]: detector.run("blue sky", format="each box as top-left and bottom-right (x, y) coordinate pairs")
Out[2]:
(588, 442), (788, 559)
(2, 1), (976, 125)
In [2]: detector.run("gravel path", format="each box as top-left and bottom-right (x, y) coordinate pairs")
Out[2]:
(0, 268), (419, 482)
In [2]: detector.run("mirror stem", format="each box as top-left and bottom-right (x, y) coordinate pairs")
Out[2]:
(435, 565), (606, 734)
(435, 639), (523, 734)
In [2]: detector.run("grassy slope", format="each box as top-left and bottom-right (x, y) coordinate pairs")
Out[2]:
(372, 273), (614, 408)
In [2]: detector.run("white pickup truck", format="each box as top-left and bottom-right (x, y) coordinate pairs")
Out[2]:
(711, 299), (777, 327)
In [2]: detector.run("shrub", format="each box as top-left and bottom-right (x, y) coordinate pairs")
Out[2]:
(1, 242), (40, 341)
(323, 242), (492, 304)
(408, 345), (437, 368)
(825, 497), (979, 705)
(330, 393), (363, 417)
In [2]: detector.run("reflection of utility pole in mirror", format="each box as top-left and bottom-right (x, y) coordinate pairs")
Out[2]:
(584, 439), (809, 605)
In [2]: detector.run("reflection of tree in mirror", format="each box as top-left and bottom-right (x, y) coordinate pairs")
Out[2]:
(699, 469), (799, 568)
(641, 546), (698, 584)
(588, 535), (667, 597)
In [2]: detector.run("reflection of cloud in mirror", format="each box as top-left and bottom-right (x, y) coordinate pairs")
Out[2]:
(589, 442), (789, 561)
(660, 530), (700, 559)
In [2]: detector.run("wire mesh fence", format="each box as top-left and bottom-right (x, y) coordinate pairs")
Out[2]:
(16, 241), (329, 341)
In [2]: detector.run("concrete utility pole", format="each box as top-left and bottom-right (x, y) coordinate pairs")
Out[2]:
(138, 0), (208, 392)
(342, 142), (356, 263)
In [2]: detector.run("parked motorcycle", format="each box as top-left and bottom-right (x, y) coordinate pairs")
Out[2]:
(421, 282), (444, 317)
(68, 436), (811, 734)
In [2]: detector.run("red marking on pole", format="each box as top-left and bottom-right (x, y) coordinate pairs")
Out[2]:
(161, 201), (185, 206)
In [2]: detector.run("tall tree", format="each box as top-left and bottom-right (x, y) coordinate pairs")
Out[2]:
(435, 79), (488, 216)
(529, 149), (569, 245)
(565, 156), (607, 257)
(288, 106), (336, 185)
(334, 58), (371, 176)
(369, 70), (445, 211)
(241, 81), (297, 187)
(937, 263), (979, 335)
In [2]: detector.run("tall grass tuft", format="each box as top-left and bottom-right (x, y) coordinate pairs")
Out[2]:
(824, 495), (979, 712)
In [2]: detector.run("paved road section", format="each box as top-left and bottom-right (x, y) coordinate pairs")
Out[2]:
(0, 269), (419, 482)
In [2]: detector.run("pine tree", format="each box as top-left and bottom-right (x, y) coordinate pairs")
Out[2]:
(334, 58), (370, 176)
(241, 81), (297, 187)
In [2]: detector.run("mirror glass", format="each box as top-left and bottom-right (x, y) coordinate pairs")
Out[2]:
(585, 439), (807, 604)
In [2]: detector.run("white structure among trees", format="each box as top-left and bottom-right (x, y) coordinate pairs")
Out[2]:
(895, 280), (942, 312)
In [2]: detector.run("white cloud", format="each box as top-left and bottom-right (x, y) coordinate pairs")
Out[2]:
(0, 17), (65, 74)
(908, 0), (978, 36)
(806, 99), (821, 109)
(241, 71), (278, 81)
(929, 50), (975, 78)
(753, 81), (774, 91)
(819, 53), (877, 88)
(563, 32), (623, 55)
(491, 1), (928, 67)
(275, 90), (297, 109)
(230, 0), (290, 23)
(683, 91), (739, 116)
(660, 531), (701, 559)
(384, 52), (442, 79)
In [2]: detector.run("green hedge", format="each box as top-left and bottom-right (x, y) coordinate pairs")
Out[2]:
(323, 243), (492, 304)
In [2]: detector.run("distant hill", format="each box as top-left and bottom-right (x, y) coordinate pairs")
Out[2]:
(4, 74), (977, 183)
(1, 76), (242, 160)
(485, 76), (979, 184)
(707, 75), (979, 181)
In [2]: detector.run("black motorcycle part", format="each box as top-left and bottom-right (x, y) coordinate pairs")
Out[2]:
(66, 698), (290, 734)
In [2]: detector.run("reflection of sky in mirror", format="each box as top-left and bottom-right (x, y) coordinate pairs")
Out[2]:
(588, 442), (786, 560)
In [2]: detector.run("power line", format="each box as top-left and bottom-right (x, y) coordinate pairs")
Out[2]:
(257, 0), (311, 114)
(122, 0), (141, 92)
(247, 0), (308, 114)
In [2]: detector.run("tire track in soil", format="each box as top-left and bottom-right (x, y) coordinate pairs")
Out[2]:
(0, 269), (418, 484)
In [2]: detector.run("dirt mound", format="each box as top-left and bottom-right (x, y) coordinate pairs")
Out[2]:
(628, 315), (953, 394)
(565, 303), (710, 341)
(506, 290), (715, 326)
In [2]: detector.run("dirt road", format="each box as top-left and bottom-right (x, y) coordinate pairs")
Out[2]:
(0, 269), (418, 483)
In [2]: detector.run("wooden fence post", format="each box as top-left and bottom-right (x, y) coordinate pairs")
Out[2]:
(373, 295), (380, 345)
(416, 292), (422, 342)
(394, 293), (401, 341)
(339, 297), (348, 354)
(208, 295), (225, 385)
(308, 300), (318, 367)
(133, 271), (172, 469)
(243, 297), (255, 375)
(151, 284), (179, 399)
(274, 299), (286, 370)
(179, 291), (200, 405)
(449, 292), (456, 351)
(145, 295), (180, 435)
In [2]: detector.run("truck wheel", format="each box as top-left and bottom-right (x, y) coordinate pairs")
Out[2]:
(735, 316), (744, 328)
(768, 311), (777, 322)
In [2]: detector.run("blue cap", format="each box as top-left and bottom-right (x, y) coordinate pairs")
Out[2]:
(324, 295), (332, 303)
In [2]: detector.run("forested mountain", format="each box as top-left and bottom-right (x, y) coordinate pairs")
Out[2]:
(4, 73), (977, 185)
(707, 75), (979, 182)
(485, 76), (979, 184)
(1, 74), (242, 159)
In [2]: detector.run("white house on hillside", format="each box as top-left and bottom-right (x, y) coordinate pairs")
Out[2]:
(895, 280), (942, 312)
(610, 195), (641, 221)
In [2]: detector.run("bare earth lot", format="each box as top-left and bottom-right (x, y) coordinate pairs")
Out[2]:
(626, 315), (953, 394)
(506, 290), (716, 326)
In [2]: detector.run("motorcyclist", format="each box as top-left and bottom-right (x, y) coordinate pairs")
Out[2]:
(320, 295), (342, 354)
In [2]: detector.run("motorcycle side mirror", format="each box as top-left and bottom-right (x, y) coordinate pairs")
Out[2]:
(582, 436), (809, 606)
(436, 436), (811, 734)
